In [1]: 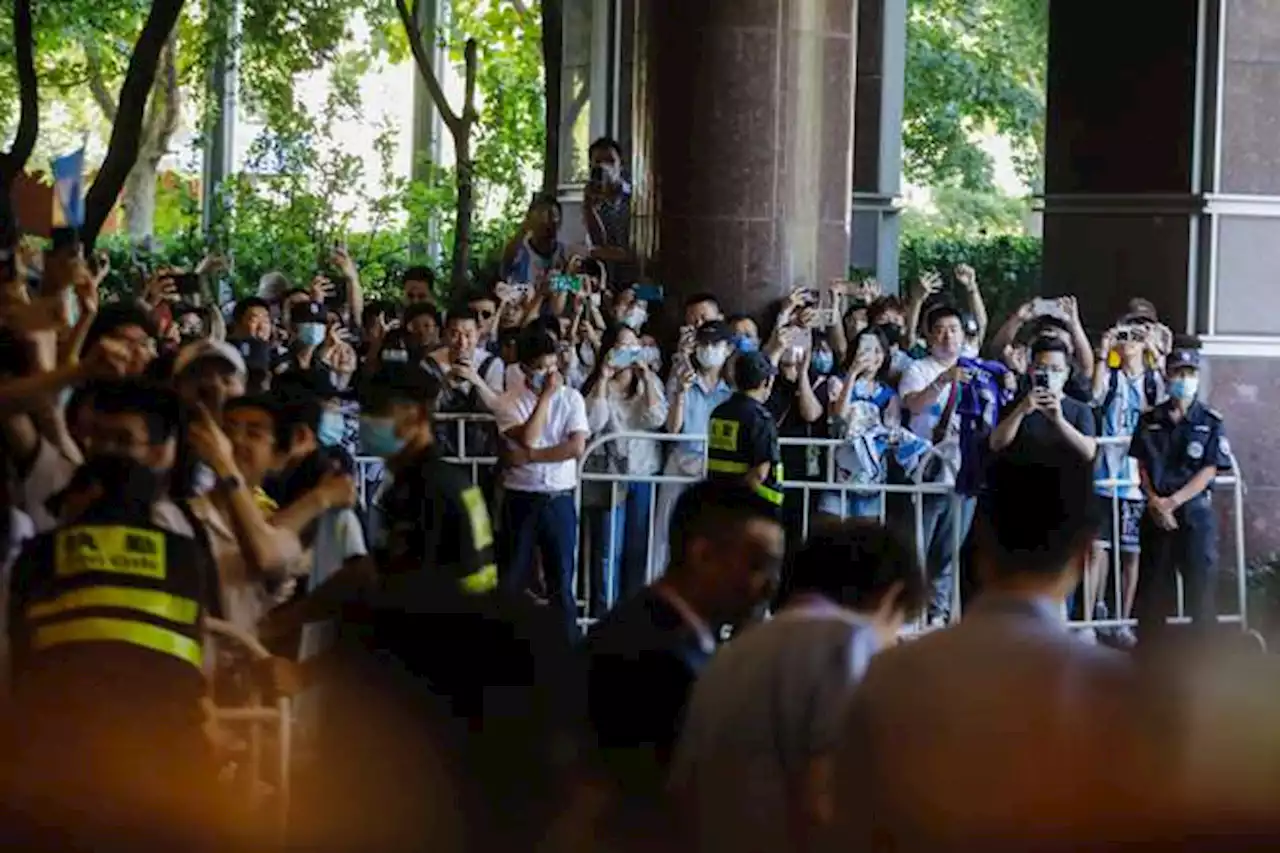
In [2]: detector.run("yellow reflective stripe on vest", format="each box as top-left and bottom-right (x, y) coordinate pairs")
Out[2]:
(33, 618), (203, 669)
(459, 563), (498, 595)
(27, 586), (199, 625)
(755, 483), (785, 505)
(707, 458), (750, 475)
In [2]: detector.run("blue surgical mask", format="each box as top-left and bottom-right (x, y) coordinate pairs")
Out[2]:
(359, 416), (405, 458)
(734, 334), (759, 354)
(317, 410), (346, 447)
(1169, 376), (1200, 403)
(812, 350), (834, 375)
(297, 322), (326, 347)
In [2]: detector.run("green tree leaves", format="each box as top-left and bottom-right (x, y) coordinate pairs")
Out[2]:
(904, 0), (1047, 192)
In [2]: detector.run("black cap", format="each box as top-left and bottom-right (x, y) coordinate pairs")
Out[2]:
(360, 363), (440, 411)
(696, 319), (734, 345)
(289, 300), (326, 325)
(229, 336), (273, 373)
(736, 350), (777, 390)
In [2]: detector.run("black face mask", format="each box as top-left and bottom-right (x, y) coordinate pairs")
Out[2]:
(80, 454), (164, 506)
(877, 323), (904, 347)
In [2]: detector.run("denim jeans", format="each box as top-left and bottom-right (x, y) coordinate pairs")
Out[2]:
(500, 490), (579, 638)
(919, 493), (976, 621)
(585, 483), (654, 618)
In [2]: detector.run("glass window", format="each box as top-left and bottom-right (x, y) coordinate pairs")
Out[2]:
(559, 0), (594, 185)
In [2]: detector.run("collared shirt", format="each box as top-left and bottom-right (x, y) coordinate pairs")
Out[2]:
(1128, 399), (1231, 498)
(666, 373), (733, 467)
(496, 383), (591, 493)
(653, 583), (715, 655)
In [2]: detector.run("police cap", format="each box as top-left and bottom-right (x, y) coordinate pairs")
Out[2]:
(736, 350), (777, 390)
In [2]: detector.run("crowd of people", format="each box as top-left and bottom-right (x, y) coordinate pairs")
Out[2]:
(0, 134), (1258, 852)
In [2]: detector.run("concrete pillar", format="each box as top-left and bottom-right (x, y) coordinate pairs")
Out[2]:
(632, 0), (857, 316)
(850, 0), (906, 293)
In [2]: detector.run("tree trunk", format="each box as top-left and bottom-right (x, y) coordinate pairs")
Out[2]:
(122, 158), (161, 243)
(0, 0), (38, 244)
(540, 0), (564, 193)
(452, 136), (473, 290)
(82, 0), (186, 250)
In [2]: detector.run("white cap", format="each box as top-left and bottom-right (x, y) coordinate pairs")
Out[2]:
(174, 339), (247, 378)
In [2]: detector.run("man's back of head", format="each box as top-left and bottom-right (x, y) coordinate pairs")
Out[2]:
(973, 442), (1100, 596)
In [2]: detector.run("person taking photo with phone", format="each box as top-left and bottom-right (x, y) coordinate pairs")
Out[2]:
(989, 336), (1098, 461)
(582, 136), (631, 266)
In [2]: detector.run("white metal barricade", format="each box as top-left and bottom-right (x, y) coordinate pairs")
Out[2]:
(202, 618), (292, 844)
(353, 413), (501, 509)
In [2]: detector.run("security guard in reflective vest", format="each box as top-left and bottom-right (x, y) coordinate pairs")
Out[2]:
(707, 350), (785, 509)
(5, 379), (221, 840)
(1128, 336), (1232, 642)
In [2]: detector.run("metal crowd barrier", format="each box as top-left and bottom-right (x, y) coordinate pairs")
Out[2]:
(203, 618), (292, 845)
(351, 417), (1250, 639)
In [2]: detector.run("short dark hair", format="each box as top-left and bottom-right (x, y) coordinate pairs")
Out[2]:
(975, 443), (1100, 577)
(403, 302), (442, 327)
(529, 191), (562, 217)
(779, 519), (926, 618)
(403, 266), (435, 286)
(446, 307), (481, 327)
(516, 327), (559, 367)
(467, 290), (497, 307)
(91, 379), (182, 445)
(726, 312), (754, 329)
(1030, 334), (1071, 360)
(231, 297), (271, 325)
(867, 295), (906, 323)
(668, 480), (780, 566)
(274, 393), (323, 450)
(223, 394), (283, 442)
(926, 303), (963, 333)
(684, 292), (720, 313)
(588, 136), (623, 159)
(84, 303), (155, 355)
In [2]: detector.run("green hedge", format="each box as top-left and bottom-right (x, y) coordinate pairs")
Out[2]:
(898, 234), (1042, 326)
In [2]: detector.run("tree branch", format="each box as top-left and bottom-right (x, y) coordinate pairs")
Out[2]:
(0, 0), (38, 179)
(540, 0), (563, 192)
(84, 42), (121, 125)
(82, 0), (187, 249)
(461, 38), (478, 127)
(394, 0), (461, 135)
(509, 0), (533, 24)
(146, 38), (182, 156)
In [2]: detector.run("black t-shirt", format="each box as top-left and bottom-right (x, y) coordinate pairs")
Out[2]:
(1001, 391), (1097, 454)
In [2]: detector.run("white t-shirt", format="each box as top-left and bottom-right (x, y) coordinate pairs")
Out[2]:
(299, 507), (368, 661)
(496, 384), (590, 493)
(898, 354), (960, 484)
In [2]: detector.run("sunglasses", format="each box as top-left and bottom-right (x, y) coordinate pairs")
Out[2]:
(476, 310), (495, 320)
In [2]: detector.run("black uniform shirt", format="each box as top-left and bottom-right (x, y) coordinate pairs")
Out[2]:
(707, 393), (781, 479)
(373, 444), (497, 596)
(1128, 400), (1231, 498)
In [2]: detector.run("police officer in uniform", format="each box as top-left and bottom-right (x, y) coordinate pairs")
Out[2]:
(707, 350), (784, 511)
(4, 380), (223, 847)
(1128, 335), (1231, 642)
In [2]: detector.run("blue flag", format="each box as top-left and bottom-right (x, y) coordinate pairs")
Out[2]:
(51, 149), (85, 229)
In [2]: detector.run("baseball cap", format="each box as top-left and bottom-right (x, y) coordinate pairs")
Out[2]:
(360, 363), (440, 411)
(289, 300), (326, 325)
(1167, 348), (1202, 371)
(173, 338), (247, 378)
(736, 350), (778, 389)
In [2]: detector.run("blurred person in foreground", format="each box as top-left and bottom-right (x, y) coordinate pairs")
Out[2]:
(2, 380), (229, 850)
(582, 481), (784, 847)
(828, 443), (1155, 852)
(671, 519), (925, 853)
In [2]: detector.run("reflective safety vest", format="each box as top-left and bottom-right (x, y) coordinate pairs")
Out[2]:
(19, 516), (209, 672)
(706, 394), (786, 506)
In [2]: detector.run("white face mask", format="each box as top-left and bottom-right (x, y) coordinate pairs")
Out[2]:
(621, 306), (648, 330)
(1169, 376), (1200, 403)
(696, 344), (729, 369)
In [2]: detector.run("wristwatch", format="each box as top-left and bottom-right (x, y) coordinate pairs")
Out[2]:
(215, 473), (245, 494)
